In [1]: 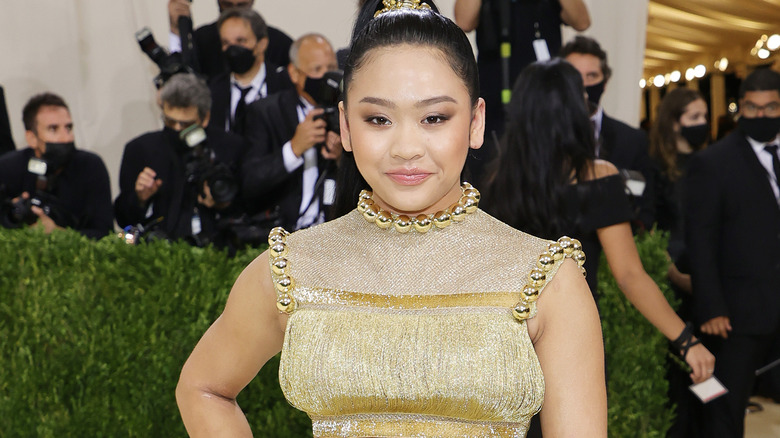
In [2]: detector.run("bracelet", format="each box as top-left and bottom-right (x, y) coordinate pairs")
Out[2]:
(671, 322), (701, 360)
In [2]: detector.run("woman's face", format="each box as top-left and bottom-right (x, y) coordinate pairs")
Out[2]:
(340, 45), (485, 216)
(678, 98), (708, 128)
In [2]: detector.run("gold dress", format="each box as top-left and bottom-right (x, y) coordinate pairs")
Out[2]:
(268, 202), (584, 438)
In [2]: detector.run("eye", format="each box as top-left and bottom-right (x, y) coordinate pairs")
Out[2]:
(423, 115), (448, 124)
(366, 116), (391, 126)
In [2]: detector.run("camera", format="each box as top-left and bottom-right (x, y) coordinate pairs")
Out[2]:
(311, 70), (344, 135)
(135, 27), (195, 88)
(179, 125), (239, 205)
(1, 191), (74, 230)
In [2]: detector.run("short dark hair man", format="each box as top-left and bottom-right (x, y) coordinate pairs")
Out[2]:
(0, 93), (113, 238)
(114, 73), (247, 246)
(208, 8), (292, 135)
(167, 0), (293, 81)
(242, 34), (342, 231)
(560, 35), (655, 230)
(685, 68), (780, 437)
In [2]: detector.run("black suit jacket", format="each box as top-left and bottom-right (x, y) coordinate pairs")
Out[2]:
(208, 62), (293, 133)
(114, 127), (247, 240)
(599, 112), (655, 229)
(0, 148), (113, 238)
(242, 89), (332, 231)
(194, 22), (293, 81)
(684, 131), (780, 335)
(0, 86), (14, 156)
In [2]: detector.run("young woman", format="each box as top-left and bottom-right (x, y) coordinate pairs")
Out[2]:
(486, 59), (715, 384)
(176, 2), (606, 436)
(649, 87), (708, 294)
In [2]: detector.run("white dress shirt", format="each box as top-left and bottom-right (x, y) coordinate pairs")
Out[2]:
(281, 98), (322, 229)
(747, 134), (780, 205)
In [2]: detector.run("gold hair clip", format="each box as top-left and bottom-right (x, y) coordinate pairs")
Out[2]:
(374, 0), (432, 18)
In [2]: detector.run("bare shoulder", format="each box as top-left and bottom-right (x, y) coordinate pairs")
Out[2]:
(581, 159), (619, 182)
(224, 250), (288, 336)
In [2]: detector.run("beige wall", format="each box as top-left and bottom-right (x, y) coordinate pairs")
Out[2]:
(0, 0), (644, 198)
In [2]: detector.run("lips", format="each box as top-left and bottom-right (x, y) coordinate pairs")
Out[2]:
(385, 168), (433, 185)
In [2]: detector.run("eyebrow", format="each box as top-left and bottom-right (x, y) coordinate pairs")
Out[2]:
(358, 95), (458, 109)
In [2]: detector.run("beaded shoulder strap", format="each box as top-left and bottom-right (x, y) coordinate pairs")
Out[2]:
(512, 236), (587, 321)
(268, 227), (296, 314)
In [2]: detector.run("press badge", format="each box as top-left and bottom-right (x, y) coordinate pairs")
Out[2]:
(689, 376), (728, 403)
(533, 39), (551, 61)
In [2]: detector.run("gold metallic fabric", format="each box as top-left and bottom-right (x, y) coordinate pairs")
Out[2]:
(275, 209), (561, 437)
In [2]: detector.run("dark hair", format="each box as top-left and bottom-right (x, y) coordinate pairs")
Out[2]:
(331, 0), (479, 217)
(559, 35), (612, 83)
(217, 7), (268, 41)
(22, 92), (69, 133)
(649, 87), (704, 181)
(484, 59), (595, 238)
(739, 67), (780, 99)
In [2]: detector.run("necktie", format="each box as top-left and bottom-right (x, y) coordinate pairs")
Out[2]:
(765, 144), (780, 185)
(232, 85), (252, 135)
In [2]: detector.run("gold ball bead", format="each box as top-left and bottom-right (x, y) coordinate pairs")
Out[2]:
(450, 203), (467, 222)
(358, 189), (372, 200)
(362, 204), (379, 222)
(462, 196), (478, 214)
(275, 275), (293, 293)
(376, 210), (393, 229)
(523, 285), (540, 302)
(558, 236), (574, 254)
(277, 295), (295, 314)
(513, 304), (532, 321)
(433, 210), (452, 229)
(394, 215), (412, 233)
(570, 238), (583, 252)
(574, 250), (586, 267)
(271, 257), (288, 276)
(462, 181), (473, 190)
(269, 242), (288, 258)
(267, 233), (285, 246)
(413, 214), (433, 233)
(464, 188), (481, 201)
(537, 254), (555, 271)
(548, 243), (564, 261)
(270, 226), (287, 237)
(528, 268), (547, 288)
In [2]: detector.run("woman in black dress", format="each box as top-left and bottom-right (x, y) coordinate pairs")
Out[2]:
(486, 59), (715, 382)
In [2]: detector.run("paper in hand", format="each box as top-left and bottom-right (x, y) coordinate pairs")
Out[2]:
(689, 376), (728, 403)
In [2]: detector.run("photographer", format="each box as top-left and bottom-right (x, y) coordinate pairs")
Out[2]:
(167, 0), (293, 81)
(114, 73), (247, 246)
(242, 33), (342, 231)
(0, 93), (113, 238)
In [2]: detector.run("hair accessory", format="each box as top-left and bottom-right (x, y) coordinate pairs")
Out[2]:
(357, 182), (479, 233)
(375, 0), (432, 18)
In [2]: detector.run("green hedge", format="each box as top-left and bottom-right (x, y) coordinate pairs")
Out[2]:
(598, 230), (677, 438)
(0, 227), (675, 436)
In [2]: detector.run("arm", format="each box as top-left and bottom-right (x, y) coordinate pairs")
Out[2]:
(598, 222), (714, 382)
(530, 259), (607, 436)
(453, 0), (482, 32)
(177, 251), (287, 436)
(558, 0), (590, 31)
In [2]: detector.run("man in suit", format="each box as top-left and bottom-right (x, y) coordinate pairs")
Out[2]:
(242, 33), (342, 231)
(0, 93), (112, 238)
(115, 73), (247, 247)
(561, 36), (655, 230)
(167, 0), (293, 81)
(685, 68), (780, 437)
(208, 8), (292, 135)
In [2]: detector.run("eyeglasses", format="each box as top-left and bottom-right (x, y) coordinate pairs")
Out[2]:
(741, 101), (780, 118)
(162, 115), (198, 130)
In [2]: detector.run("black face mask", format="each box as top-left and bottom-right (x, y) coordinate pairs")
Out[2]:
(162, 126), (189, 152)
(739, 116), (780, 143)
(680, 123), (709, 150)
(224, 45), (256, 74)
(303, 75), (328, 105)
(42, 142), (76, 174)
(585, 80), (605, 107)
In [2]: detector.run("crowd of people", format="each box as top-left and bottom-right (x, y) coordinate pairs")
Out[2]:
(1, 1), (779, 437)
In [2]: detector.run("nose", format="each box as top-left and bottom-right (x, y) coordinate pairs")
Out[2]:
(388, 121), (425, 161)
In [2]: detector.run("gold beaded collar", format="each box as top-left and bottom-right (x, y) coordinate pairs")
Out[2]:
(356, 183), (480, 233)
(375, 0), (432, 18)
